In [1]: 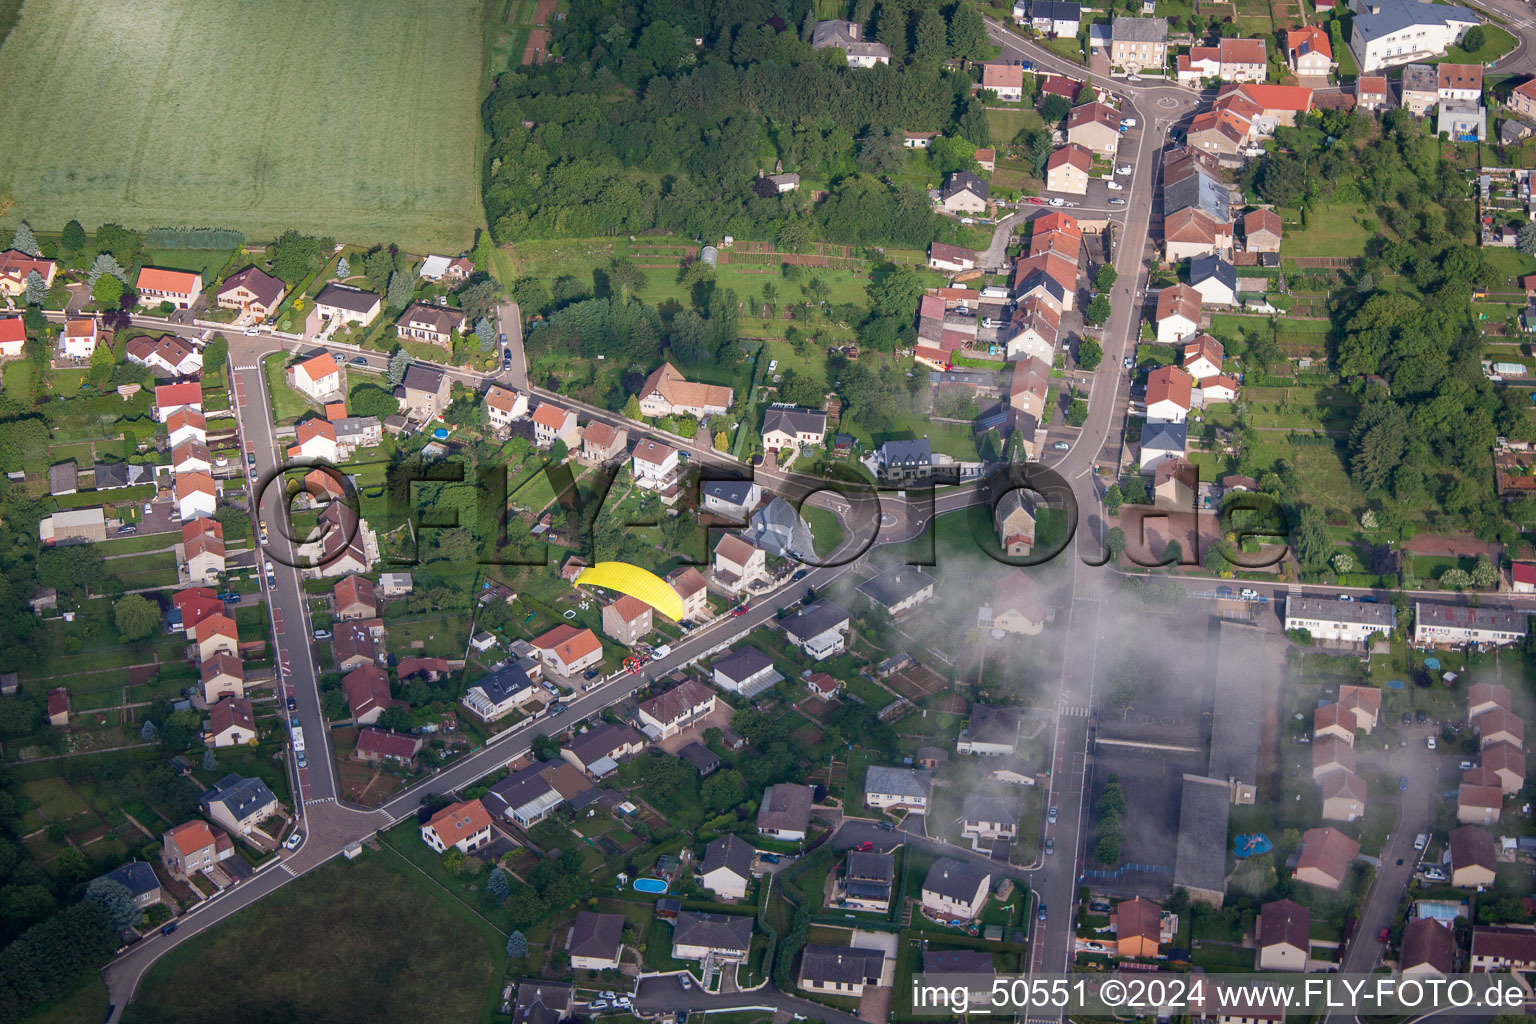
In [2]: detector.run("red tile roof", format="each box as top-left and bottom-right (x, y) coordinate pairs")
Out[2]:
(294, 352), (340, 381)
(0, 317), (24, 345)
(531, 623), (602, 665)
(1145, 365), (1193, 411)
(155, 381), (203, 409)
(167, 820), (217, 857)
(427, 799), (492, 844)
(1047, 143), (1093, 173)
(137, 267), (200, 294)
(1286, 26), (1331, 61)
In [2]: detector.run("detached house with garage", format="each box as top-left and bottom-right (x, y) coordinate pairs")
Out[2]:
(700, 834), (755, 900)
(484, 385), (529, 432)
(761, 406), (828, 452)
(137, 267), (202, 309)
(637, 362), (733, 420)
(60, 318), (98, 360)
(1066, 101), (1123, 156)
(531, 403), (580, 450)
(289, 352), (343, 401)
(1046, 144), (1093, 195)
(921, 858), (991, 922)
(1155, 284), (1202, 343)
(217, 266), (285, 319)
(780, 601), (850, 661)
(315, 284), (382, 327)
(981, 62), (1026, 102)
(636, 679), (716, 740)
(757, 782), (815, 841)
(395, 302), (466, 350)
(530, 624), (603, 678)
(421, 799), (492, 853)
(865, 766), (933, 813)
(713, 534), (766, 593)
(671, 912), (754, 964)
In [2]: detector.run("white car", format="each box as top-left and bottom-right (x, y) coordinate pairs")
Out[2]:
(1427, 736), (1436, 750)
(1126, 74), (1143, 83)
(981, 318), (998, 328)
(243, 325), (261, 336)
(1122, 117), (1138, 127)
(1048, 197), (1066, 207)
(1239, 588), (1259, 600)
(767, 360), (778, 373)
(284, 831), (303, 850)
(1116, 165), (1132, 175)
(1106, 180), (1124, 191)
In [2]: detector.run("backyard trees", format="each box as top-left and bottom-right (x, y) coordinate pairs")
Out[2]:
(23, 271), (44, 306)
(386, 269), (413, 310)
(60, 219), (86, 254)
(9, 222), (39, 257)
(1084, 293), (1111, 325)
(386, 348), (411, 388)
(507, 931), (528, 957)
(87, 253), (127, 288)
(85, 877), (140, 930)
(1077, 337), (1102, 371)
(335, 256), (350, 280)
(113, 594), (159, 641)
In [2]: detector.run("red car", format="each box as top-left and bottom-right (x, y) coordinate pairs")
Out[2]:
(731, 605), (747, 616)
(856, 841), (874, 852)
(1377, 927), (1389, 943)
(1025, 196), (1046, 205)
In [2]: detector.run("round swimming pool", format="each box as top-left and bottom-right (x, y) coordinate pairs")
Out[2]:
(632, 878), (668, 894)
(433, 427), (449, 440)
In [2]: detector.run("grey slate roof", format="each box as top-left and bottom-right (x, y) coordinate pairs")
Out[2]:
(966, 704), (1021, 747)
(702, 479), (758, 506)
(402, 363), (446, 394)
(846, 850), (895, 883)
(1163, 169), (1230, 222)
(1112, 15), (1167, 41)
(672, 911), (754, 952)
(780, 601), (851, 643)
(48, 462), (76, 495)
(712, 646), (778, 686)
(942, 170), (989, 202)
(702, 833), (755, 881)
(864, 765), (933, 801)
(566, 721), (643, 767)
(1017, 270), (1068, 304)
(1141, 419), (1188, 453)
(99, 860), (160, 900)
(474, 662), (534, 705)
(922, 857), (990, 902)
(1173, 774), (1231, 898)
(199, 773), (276, 822)
(857, 566), (936, 610)
(1190, 254), (1237, 293)
(315, 283), (380, 314)
(881, 438), (932, 468)
(961, 789), (1020, 825)
(1352, 0), (1479, 49)
(1285, 595), (1396, 629)
(1031, 0), (1082, 21)
(746, 496), (815, 557)
(762, 405), (827, 438)
(799, 944), (885, 986)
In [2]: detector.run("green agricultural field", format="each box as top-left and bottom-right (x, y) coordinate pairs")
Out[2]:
(125, 849), (504, 1024)
(0, 0), (484, 251)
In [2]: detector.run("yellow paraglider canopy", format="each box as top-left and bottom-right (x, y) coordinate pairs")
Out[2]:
(573, 561), (686, 621)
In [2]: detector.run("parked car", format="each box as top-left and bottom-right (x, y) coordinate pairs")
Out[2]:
(312, 629), (332, 640)
(1239, 588), (1259, 600)
(1045, 837), (1054, 855)
(1377, 927), (1389, 943)
(731, 605), (747, 616)
(351, 356), (368, 366)
(161, 923), (178, 936)
(1338, 594), (1354, 602)
(758, 853), (781, 863)
(791, 570), (808, 582)
(1126, 74), (1143, 83)
(1106, 180), (1124, 191)
(1426, 735), (1436, 750)
(1122, 117), (1138, 127)
(1415, 709), (1427, 724)
(1116, 165), (1132, 175)
(117, 525), (137, 535)
(1109, 197), (1127, 205)
(287, 697), (296, 710)
(1399, 776), (1409, 790)
(1037, 903), (1047, 922)
(856, 841), (874, 852)
(144, 502), (154, 515)
(246, 452), (256, 466)
(284, 831), (303, 850)
(589, 1002), (609, 1012)
(1414, 833), (1428, 850)
(1052, 441), (1070, 451)
(876, 821), (895, 831)
(1026, 196), (1045, 205)
(243, 325), (261, 336)
(549, 703), (568, 716)
(1048, 806), (1058, 824)
(1048, 197), (1066, 207)
(768, 360), (779, 373)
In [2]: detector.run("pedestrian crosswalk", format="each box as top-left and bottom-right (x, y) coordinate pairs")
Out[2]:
(1059, 704), (1091, 718)
(303, 796), (335, 807)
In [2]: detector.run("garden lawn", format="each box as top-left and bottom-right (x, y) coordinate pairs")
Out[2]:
(1278, 204), (1375, 258)
(262, 352), (316, 425)
(0, 0), (483, 250)
(124, 848), (504, 1024)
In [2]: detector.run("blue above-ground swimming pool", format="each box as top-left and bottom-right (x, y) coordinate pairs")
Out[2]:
(433, 427), (449, 440)
(633, 878), (668, 894)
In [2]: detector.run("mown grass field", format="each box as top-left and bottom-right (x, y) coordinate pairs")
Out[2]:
(0, 0), (484, 250)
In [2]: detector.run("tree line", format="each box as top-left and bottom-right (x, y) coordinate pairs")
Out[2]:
(482, 0), (994, 249)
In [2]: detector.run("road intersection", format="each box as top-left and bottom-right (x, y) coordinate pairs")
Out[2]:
(90, 15), (1536, 1016)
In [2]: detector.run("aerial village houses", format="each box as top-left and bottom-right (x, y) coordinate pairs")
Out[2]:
(288, 352), (343, 402)
(137, 267), (202, 308)
(217, 266), (285, 319)
(60, 318), (98, 360)
(314, 283), (382, 327)
(921, 857), (991, 922)
(1046, 144), (1092, 195)
(636, 679), (716, 740)
(581, 419), (627, 463)
(1286, 26), (1334, 80)
(530, 624), (603, 677)
(395, 302), (467, 350)
(637, 362), (733, 419)
(713, 534), (766, 593)
(927, 243), (977, 273)
(1109, 16), (1168, 73)
(0, 249), (56, 297)
(1066, 102), (1122, 156)
(939, 171), (989, 214)
(809, 20), (892, 67)
(420, 799), (493, 853)
(761, 406), (828, 452)
(1349, 0), (1481, 74)
(531, 403), (580, 449)
(981, 62), (1026, 102)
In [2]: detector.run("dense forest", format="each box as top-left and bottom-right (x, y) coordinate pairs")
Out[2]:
(482, 0), (996, 248)
(1237, 110), (1533, 570)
